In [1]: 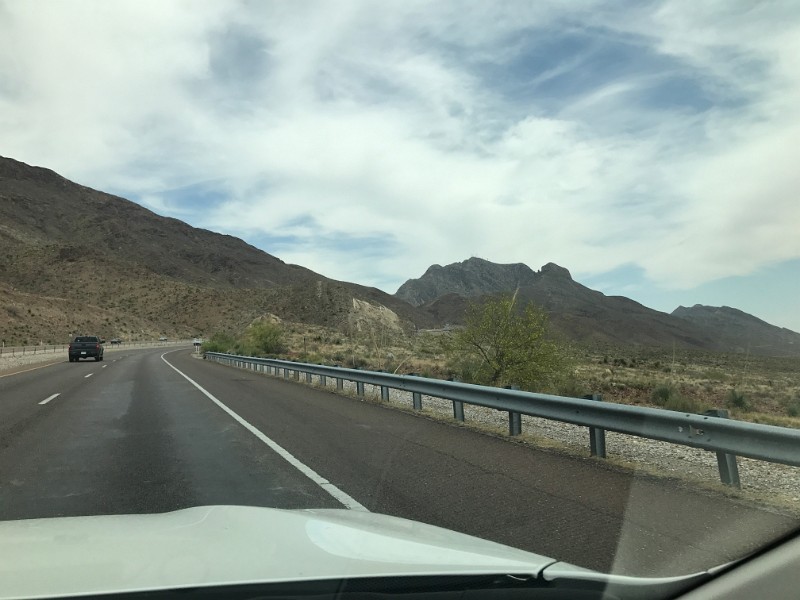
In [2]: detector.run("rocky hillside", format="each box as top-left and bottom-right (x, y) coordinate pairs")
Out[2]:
(673, 305), (800, 354)
(395, 257), (540, 306)
(4, 154), (796, 356)
(0, 156), (430, 344)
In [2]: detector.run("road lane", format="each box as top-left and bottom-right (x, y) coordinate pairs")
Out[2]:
(164, 350), (798, 577)
(1, 347), (797, 578)
(0, 348), (340, 522)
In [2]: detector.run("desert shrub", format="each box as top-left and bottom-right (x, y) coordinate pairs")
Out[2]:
(236, 321), (286, 357)
(663, 394), (703, 413)
(555, 374), (585, 398)
(201, 332), (236, 354)
(443, 293), (572, 392)
(782, 396), (800, 417)
(725, 388), (751, 412)
(651, 384), (702, 413)
(651, 384), (679, 406)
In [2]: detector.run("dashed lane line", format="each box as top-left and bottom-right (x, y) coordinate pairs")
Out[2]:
(39, 393), (61, 405)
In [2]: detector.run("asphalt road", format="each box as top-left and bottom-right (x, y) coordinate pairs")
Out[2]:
(0, 348), (796, 576)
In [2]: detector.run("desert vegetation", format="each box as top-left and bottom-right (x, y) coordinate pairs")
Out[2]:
(203, 307), (800, 427)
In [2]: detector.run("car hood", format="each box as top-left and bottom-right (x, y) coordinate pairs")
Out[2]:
(0, 506), (556, 599)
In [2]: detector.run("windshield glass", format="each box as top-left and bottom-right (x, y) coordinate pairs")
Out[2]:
(0, 1), (798, 597)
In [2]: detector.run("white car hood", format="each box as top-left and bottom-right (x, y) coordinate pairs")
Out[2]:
(0, 506), (555, 599)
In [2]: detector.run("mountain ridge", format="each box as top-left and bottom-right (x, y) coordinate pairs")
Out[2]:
(0, 155), (432, 343)
(2, 155), (797, 357)
(397, 257), (800, 356)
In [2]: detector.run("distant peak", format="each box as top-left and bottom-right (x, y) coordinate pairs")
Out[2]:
(539, 262), (572, 279)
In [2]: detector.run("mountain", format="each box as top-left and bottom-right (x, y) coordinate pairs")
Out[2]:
(4, 154), (796, 357)
(672, 305), (800, 355)
(395, 257), (539, 306)
(0, 156), (431, 343)
(398, 258), (800, 356)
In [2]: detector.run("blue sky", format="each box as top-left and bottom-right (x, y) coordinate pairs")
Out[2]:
(1, 1), (799, 331)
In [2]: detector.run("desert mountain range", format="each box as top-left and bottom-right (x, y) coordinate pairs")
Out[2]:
(2, 155), (798, 356)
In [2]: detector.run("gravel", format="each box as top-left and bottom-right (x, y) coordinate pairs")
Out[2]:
(0, 349), (67, 372)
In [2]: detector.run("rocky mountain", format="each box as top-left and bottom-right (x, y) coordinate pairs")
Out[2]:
(0, 156), (431, 344)
(395, 257), (540, 306)
(400, 259), (800, 356)
(4, 154), (796, 357)
(672, 305), (800, 355)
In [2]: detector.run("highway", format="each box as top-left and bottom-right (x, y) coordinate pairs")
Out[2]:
(0, 347), (796, 577)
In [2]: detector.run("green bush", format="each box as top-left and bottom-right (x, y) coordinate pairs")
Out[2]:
(651, 384), (678, 406)
(663, 394), (703, 413)
(651, 384), (702, 413)
(236, 321), (285, 357)
(783, 396), (800, 417)
(555, 374), (584, 398)
(725, 388), (751, 412)
(444, 293), (572, 392)
(201, 332), (237, 354)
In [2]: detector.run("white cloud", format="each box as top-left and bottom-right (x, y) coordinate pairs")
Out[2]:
(1, 0), (798, 325)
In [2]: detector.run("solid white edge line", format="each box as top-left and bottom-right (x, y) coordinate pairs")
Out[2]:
(84, 373), (93, 378)
(39, 393), (60, 405)
(160, 352), (369, 512)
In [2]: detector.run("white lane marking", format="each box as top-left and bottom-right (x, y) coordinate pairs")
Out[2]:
(39, 393), (61, 405)
(160, 352), (368, 512)
(102, 365), (108, 369)
(84, 373), (94, 379)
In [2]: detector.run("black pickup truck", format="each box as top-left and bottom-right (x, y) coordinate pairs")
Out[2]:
(68, 336), (104, 362)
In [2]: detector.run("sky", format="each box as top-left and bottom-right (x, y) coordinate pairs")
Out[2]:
(1, 1), (799, 332)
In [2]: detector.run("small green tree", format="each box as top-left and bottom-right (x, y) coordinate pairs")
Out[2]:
(236, 320), (285, 357)
(445, 292), (571, 392)
(201, 332), (237, 354)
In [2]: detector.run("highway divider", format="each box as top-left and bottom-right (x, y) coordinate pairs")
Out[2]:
(204, 352), (800, 487)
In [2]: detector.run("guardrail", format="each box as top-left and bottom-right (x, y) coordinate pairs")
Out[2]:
(0, 340), (193, 356)
(205, 352), (800, 487)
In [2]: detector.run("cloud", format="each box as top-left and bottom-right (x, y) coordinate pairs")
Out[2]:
(1, 0), (798, 326)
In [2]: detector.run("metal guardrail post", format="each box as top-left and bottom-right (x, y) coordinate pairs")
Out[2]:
(586, 394), (607, 458)
(408, 374), (422, 409)
(450, 376), (465, 421)
(294, 370), (300, 380)
(381, 385), (389, 401)
(306, 372), (312, 383)
(284, 368), (290, 379)
(320, 374), (327, 386)
(704, 409), (741, 488)
(356, 381), (365, 396)
(506, 386), (522, 436)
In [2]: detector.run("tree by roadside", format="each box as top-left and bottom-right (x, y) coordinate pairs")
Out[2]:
(236, 320), (286, 356)
(201, 321), (285, 357)
(444, 292), (573, 392)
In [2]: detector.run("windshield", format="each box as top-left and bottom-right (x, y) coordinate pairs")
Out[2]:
(0, 1), (798, 598)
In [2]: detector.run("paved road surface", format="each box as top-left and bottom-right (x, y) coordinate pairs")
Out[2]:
(0, 348), (796, 576)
